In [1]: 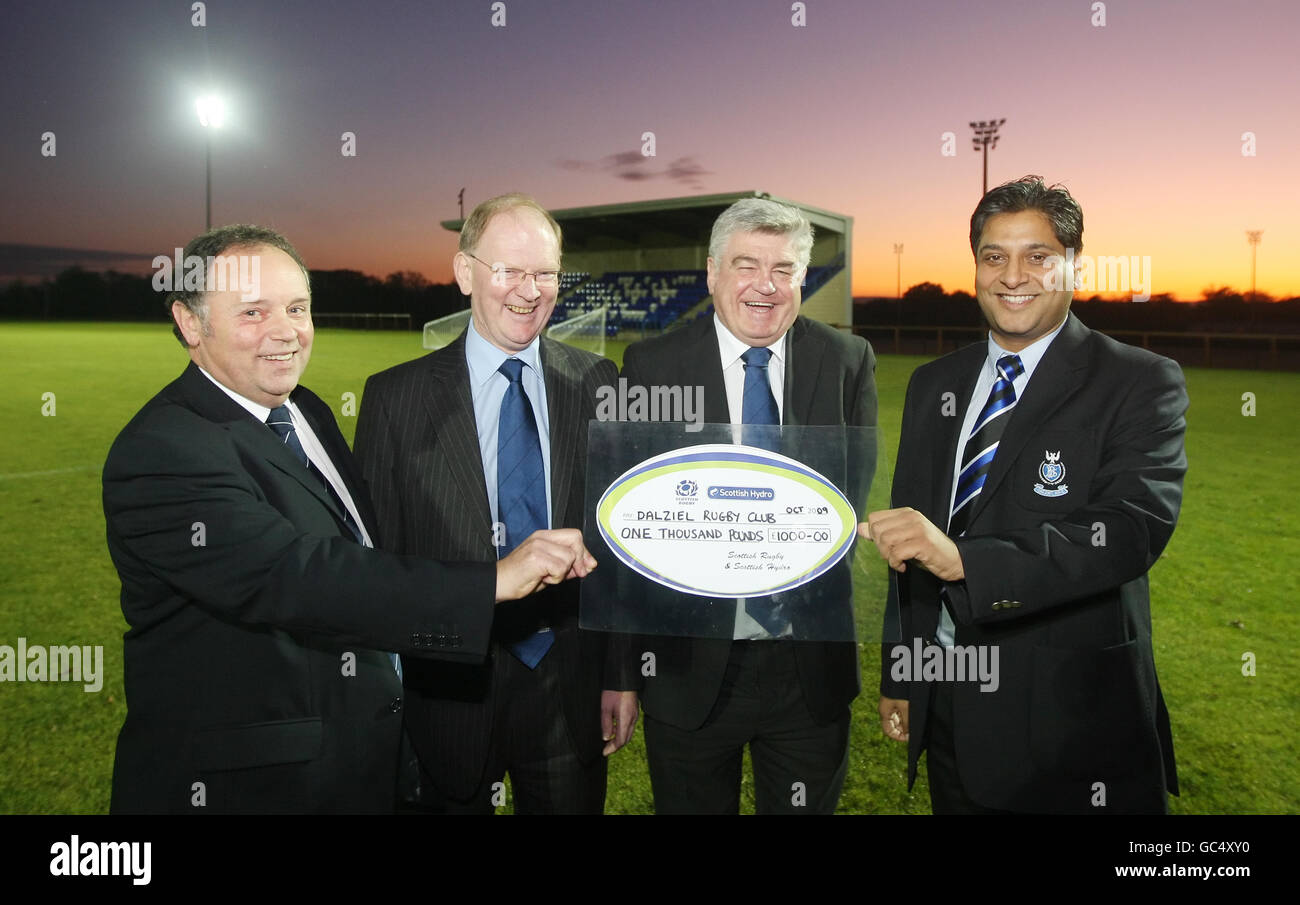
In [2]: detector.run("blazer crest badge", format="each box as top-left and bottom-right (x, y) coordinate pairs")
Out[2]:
(1033, 450), (1069, 498)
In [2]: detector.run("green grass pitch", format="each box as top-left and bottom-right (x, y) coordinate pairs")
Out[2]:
(1, 322), (1296, 814)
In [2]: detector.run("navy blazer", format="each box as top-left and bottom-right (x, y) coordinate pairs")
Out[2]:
(880, 313), (1187, 813)
(104, 363), (496, 813)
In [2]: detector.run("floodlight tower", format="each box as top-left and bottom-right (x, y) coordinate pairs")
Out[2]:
(969, 118), (1006, 196)
(196, 94), (227, 230)
(1246, 230), (1262, 301)
(893, 243), (903, 299)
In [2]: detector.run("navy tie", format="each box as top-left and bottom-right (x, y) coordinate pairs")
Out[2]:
(937, 354), (1024, 646)
(266, 405), (363, 544)
(496, 359), (554, 668)
(267, 405), (400, 677)
(739, 347), (787, 635)
(740, 346), (780, 448)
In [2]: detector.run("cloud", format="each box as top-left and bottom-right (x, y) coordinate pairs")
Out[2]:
(555, 151), (711, 190)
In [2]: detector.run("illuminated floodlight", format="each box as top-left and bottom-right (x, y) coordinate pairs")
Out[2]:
(196, 94), (227, 129)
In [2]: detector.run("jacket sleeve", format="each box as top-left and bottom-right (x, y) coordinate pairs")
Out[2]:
(103, 406), (496, 661)
(942, 355), (1188, 626)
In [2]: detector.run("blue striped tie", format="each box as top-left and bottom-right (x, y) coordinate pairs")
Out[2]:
(266, 405), (363, 544)
(739, 347), (787, 635)
(496, 358), (554, 668)
(936, 354), (1023, 646)
(948, 354), (1024, 538)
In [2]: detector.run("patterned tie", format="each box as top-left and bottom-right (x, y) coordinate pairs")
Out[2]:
(739, 347), (787, 635)
(496, 359), (554, 667)
(266, 405), (363, 544)
(947, 354), (1025, 538)
(267, 405), (399, 678)
(936, 354), (1024, 645)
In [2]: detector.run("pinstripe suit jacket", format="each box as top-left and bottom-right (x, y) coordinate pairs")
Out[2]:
(354, 331), (628, 799)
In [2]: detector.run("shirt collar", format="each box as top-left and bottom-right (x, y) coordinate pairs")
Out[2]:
(197, 365), (275, 423)
(465, 317), (544, 389)
(985, 316), (1067, 377)
(712, 313), (788, 371)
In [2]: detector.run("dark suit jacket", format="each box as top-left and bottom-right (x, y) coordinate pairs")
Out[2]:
(354, 333), (630, 800)
(102, 363), (496, 814)
(880, 313), (1187, 813)
(620, 315), (878, 730)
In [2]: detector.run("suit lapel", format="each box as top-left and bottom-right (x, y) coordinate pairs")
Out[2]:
(423, 333), (494, 534)
(176, 364), (348, 523)
(966, 314), (1090, 526)
(930, 344), (985, 528)
(541, 337), (579, 526)
(292, 388), (380, 537)
(675, 317), (730, 423)
(783, 317), (821, 426)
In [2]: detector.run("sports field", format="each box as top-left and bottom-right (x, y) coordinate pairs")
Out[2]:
(1, 321), (1296, 814)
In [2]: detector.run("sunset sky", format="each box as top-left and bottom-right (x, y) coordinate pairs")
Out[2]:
(2, 0), (1296, 299)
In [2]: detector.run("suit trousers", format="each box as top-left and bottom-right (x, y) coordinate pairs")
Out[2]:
(409, 645), (606, 815)
(645, 641), (849, 814)
(925, 680), (1012, 815)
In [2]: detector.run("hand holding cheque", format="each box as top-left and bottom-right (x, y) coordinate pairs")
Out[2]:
(859, 509), (965, 583)
(495, 528), (597, 602)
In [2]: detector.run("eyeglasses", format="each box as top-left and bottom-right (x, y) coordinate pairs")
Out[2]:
(466, 253), (561, 289)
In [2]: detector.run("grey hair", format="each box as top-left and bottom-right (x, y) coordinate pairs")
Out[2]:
(709, 198), (814, 270)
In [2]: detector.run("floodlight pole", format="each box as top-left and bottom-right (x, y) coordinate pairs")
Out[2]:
(197, 95), (226, 231)
(205, 133), (213, 230)
(969, 118), (1006, 196)
(1246, 231), (1262, 301)
(893, 243), (903, 299)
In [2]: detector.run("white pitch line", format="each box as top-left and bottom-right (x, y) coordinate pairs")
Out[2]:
(0, 465), (99, 481)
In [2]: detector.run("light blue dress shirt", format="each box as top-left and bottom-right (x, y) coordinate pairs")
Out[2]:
(464, 318), (553, 538)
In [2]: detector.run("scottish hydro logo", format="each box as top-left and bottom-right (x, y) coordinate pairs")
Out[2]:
(707, 485), (775, 502)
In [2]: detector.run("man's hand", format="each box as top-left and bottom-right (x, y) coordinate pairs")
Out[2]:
(494, 528), (596, 602)
(859, 508), (965, 582)
(879, 696), (909, 742)
(600, 690), (639, 756)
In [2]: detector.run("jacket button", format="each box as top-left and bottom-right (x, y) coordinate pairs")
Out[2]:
(451, 635), (461, 648)
(389, 697), (402, 713)
(409, 632), (421, 646)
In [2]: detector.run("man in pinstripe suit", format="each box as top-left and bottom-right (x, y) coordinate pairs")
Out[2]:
(354, 194), (638, 813)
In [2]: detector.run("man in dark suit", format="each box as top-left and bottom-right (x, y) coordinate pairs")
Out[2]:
(619, 197), (878, 814)
(864, 176), (1187, 814)
(103, 224), (593, 814)
(354, 194), (638, 814)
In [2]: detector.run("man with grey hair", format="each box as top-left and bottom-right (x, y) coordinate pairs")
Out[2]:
(619, 196), (878, 814)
